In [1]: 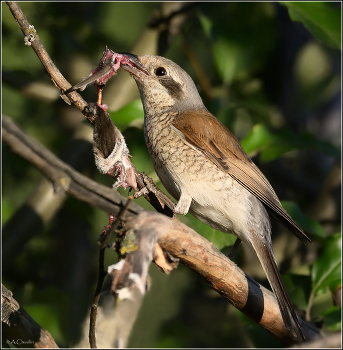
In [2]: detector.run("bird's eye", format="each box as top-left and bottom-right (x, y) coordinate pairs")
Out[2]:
(155, 67), (167, 76)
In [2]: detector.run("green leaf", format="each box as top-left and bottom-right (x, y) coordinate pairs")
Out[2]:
(241, 125), (340, 163)
(1, 198), (14, 225)
(282, 2), (341, 49)
(212, 38), (246, 83)
(312, 232), (342, 293)
(259, 128), (303, 162)
(240, 124), (277, 157)
(197, 11), (213, 38)
(241, 125), (300, 162)
(281, 201), (325, 238)
(321, 306), (342, 332)
(109, 99), (144, 130)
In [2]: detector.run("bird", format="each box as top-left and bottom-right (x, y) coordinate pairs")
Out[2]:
(120, 53), (311, 340)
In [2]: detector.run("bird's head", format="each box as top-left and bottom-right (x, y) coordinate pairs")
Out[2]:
(121, 54), (206, 116)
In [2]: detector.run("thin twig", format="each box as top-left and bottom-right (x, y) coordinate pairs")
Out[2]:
(99, 198), (133, 249)
(89, 247), (105, 349)
(6, 1), (88, 114)
(148, 2), (198, 28)
(89, 197), (133, 348)
(182, 39), (214, 99)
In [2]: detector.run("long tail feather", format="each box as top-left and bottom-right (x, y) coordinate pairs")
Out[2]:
(251, 238), (305, 341)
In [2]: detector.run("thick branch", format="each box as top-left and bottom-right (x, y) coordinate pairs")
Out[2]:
(126, 212), (320, 346)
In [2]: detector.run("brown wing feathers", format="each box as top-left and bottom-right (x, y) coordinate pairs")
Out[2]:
(172, 110), (312, 243)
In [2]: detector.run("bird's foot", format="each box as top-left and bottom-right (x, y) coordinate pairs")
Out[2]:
(134, 172), (176, 211)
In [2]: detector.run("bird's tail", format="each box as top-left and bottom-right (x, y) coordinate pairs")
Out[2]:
(251, 239), (306, 341)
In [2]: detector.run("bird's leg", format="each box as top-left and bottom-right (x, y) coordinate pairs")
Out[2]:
(174, 191), (192, 215)
(227, 238), (242, 259)
(97, 85), (103, 105)
(96, 84), (109, 112)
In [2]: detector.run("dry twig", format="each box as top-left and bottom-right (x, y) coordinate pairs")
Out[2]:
(89, 198), (133, 348)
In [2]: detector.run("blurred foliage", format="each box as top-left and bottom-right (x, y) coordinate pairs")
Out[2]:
(307, 232), (341, 330)
(281, 2), (341, 49)
(241, 124), (340, 162)
(2, 1), (341, 348)
(281, 200), (325, 238)
(312, 232), (341, 294)
(321, 306), (342, 332)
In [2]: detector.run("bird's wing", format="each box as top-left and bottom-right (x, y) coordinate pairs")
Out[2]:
(172, 109), (311, 243)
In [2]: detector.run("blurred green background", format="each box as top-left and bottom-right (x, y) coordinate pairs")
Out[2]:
(2, 2), (341, 348)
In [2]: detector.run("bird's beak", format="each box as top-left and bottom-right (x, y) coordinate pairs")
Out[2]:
(119, 53), (150, 79)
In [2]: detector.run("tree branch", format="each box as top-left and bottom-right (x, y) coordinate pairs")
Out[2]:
(2, 284), (59, 348)
(2, 115), (143, 219)
(127, 212), (320, 346)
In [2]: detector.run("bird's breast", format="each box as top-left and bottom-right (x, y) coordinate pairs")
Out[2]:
(144, 114), (209, 180)
(144, 113), (230, 203)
